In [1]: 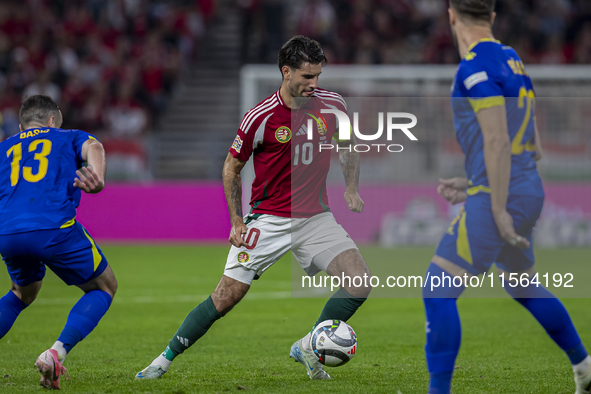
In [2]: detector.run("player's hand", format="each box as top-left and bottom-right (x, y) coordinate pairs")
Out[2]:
(493, 210), (530, 249)
(438, 177), (468, 191)
(73, 166), (104, 194)
(437, 178), (468, 204)
(229, 218), (248, 248)
(344, 189), (364, 213)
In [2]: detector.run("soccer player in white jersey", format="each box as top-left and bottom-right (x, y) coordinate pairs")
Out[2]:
(136, 35), (371, 381)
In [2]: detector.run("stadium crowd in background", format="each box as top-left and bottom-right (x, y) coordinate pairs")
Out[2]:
(0, 0), (215, 178)
(241, 0), (591, 65)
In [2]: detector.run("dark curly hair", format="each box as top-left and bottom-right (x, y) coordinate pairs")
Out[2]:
(450, 0), (496, 23)
(277, 36), (327, 76)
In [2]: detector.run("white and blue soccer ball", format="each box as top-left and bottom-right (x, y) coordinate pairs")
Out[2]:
(311, 319), (357, 367)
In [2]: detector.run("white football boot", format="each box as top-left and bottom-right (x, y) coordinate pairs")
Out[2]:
(289, 333), (330, 380)
(575, 359), (591, 394)
(135, 365), (167, 379)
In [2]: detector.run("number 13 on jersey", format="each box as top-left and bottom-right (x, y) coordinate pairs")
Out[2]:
(6, 139), (53, 186)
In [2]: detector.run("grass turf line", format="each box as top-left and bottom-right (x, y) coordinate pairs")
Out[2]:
(0, 246), (589, 393)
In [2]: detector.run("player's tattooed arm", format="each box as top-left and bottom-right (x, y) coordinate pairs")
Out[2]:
(338, 136), (364, 213)
(230, 179), (242, 218)
(222, 153), (248, 247)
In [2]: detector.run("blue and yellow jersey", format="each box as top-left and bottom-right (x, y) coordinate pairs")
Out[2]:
(451, 38), (544, 198)
(0, 127), (97, 234)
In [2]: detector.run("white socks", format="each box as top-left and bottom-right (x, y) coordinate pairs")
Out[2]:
(51, 341), (67, 363)
(574, 355), (591, 377)
(151, 354), (172, 371)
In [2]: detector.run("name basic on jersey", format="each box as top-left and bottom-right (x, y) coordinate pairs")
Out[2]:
(308, 110), (418, 153)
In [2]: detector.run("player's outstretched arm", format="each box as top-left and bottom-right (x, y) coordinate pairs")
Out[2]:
(74, 139), (106, 194)
(337, 138), (364, 213)
(222, 152), (248, 247)
(478, 105), (529, 249)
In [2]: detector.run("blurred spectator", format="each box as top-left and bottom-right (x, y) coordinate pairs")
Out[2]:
(104, 83), (149, 139)
(23, 70), (61, 103)
(296, 0), (337, 47)
(261, 0), (286, 63)
(0, 0), (213, 180)
(245, 0), (591, 66)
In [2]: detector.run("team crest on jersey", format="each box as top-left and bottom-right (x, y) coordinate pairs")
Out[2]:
(275, 126), (291, 143)
(232, 135), (243, 153)
(304, 111), (328, 136)
(237, 251), (250, 263)
(316, 118), (327, 135)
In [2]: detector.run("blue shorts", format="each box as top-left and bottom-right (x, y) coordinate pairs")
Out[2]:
(0, 222), (108, 287)
(435, 193), (544, 276)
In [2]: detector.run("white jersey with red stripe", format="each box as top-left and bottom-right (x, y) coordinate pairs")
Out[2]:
(229, 87), (347, 218)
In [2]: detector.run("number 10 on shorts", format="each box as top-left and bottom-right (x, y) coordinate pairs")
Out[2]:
(243, 228), (260, 250)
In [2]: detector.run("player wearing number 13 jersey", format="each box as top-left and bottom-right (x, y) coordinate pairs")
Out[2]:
(0, 95), (117, 390)
(421, 2), (591, 394)
(136, 36), (371, 382)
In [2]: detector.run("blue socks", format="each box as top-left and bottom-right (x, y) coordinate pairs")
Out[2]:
(423, 262), (589, 394)
(57, 290), (112, 353)
(505, 281), (588, 365)
(0, 290), (29, 339)
(423, 263), (465, 394)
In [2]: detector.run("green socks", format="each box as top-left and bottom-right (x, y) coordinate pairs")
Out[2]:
(314, 288), (366, 327)
(167, 296), (222, 359)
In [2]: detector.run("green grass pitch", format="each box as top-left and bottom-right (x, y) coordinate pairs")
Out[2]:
(1, 245), (590, 393)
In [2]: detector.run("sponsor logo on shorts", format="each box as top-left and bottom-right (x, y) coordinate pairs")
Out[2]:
(232, 135), (243, 153)
(237, 251), (250, 263)
(275, 126), (291, 143)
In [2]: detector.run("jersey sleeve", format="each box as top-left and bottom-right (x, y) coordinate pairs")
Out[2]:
(229, 113), (260, 162)
(72, 130), (99, 162)
(457, 58), (505, 113)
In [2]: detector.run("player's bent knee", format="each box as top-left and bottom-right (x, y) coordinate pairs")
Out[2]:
(106, 275), (118, 298)
(97, 265), (118, 299)
(212, 275), (250, 315)
(11, 281), (42, 305)
(497, 267), (541, 300)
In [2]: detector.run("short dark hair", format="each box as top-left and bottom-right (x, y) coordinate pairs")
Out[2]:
(19, 95), (60, 128)
(277, 36), (327, 74)
(450, 0), (496, 24)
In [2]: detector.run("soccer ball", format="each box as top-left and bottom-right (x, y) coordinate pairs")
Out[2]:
(310, 319), (357, 367)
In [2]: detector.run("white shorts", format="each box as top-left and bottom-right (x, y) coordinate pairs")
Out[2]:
(224, 212), (358, 285)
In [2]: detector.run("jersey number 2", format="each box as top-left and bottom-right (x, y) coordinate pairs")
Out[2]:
(6, 140), (53, 186)
(512, 87), (536, 155)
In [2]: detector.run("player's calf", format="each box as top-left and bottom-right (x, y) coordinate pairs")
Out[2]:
(423, 262), (466, 394)
(326, 248), (372, 299)
(211, 274), (251, 315)
(135, 275), (249, 379)
(500, 267), (590, 386)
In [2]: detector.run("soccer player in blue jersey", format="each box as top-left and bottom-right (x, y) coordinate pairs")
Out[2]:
(0, 95), (117, 390)
(422, 1), (591, 393)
